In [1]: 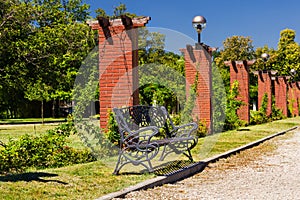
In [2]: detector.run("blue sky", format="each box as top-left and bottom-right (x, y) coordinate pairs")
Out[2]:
(85, 0), (300, 50)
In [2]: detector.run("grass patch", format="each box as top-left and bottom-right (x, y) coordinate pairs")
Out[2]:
(192, 117), (299, 160)
(0, 117), (299, 199)
(0, 118), (66, 124)
(0, 161), (154, 199)
(0, 124), (59, 143)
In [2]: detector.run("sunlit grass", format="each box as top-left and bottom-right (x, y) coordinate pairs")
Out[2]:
(0, 161), (154, 200)
(0, 117), (299, 199)
(0, 118), (66, 124)
(0, 124), (59, 143)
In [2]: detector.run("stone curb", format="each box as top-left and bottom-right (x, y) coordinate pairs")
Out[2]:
(96, 126), (298, 200)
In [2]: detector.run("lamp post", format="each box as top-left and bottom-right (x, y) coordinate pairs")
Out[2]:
(290, 68), (297, 77)
(261, 53), (270, 72)
(192, 16), (206, 44)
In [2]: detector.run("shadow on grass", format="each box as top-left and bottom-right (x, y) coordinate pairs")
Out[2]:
(0, 172), (68, 185)
(237, 128), (250, 131)
(118, 160), (199, 176)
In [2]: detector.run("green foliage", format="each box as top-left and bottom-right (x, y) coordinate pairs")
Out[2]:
(287, 99), (296, 117)
(253, 45), (277, 71)
(73, 46), (118, 159)
(274, 29), (300, 80)
(250, 93), (269, 125)
(106, 110), (120, 146)
(139, 61), (185, 111)
(253, 29), (300, 80)
(0, 122), (95, 174)
(170, 114), (181, 126)
(211, 62), (227, 133)
(138, 28), (185, 111)
(181, 72), (199, 124)
(224, 81), (245, 130)
(215, 35), (255, 68)
(271, 95), (285, 121)
(214, 36), (255, 126)
(196, 120), (208, 138)
(95, 3), (137, 19)
(0, 0), (95, 118)
(75, 121), (117, 159)
(251, 92), (285, 125)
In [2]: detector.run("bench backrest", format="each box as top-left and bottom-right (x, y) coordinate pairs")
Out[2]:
(113, 105), (175, 139)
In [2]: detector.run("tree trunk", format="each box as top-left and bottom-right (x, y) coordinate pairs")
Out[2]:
(41, 100), (44, 124)
(52, 100), (55, 118)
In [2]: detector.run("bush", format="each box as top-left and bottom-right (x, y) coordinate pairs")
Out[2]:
(106, 110), (120, 146)
(0, 122), (96, 174)
(271, 95), (285, 121)
(250, 93), (272, 125)
(224, 81), (245, 130)
(196, 120), (208, 138)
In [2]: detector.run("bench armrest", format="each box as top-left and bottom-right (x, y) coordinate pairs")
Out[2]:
(170, 122), (198, 138)
(123, 126), (160, 148)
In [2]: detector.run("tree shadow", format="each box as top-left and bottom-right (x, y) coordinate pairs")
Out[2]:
(0, 172), (68, 185)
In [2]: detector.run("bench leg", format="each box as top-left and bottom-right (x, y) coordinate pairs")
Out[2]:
(113, 151), (156, 175)
(183, 149), (194, 162)
(159, 144), (168, 161)
(113, 153), (123, 175)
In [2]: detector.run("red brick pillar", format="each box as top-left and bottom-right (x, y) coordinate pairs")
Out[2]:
(225, 60), (255, 123)
(288, 82), (299, 116)
(180, 44), (213, 133)
(88, 17), (150, 128)
(258, 71), (272, 116)
(274, 76), (288, 116)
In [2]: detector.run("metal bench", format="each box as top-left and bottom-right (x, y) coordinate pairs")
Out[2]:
(112, 105), (198, 174)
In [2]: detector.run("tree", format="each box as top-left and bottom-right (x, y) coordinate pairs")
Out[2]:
(214, 35), (255, 93)
(25, 80), (52, 123)
(253, 45), (276, 71)
(0, 0), (36, 118)
(275, 29), (300, 79)
(95, 3), (136, 19)
(0, 0), (95, 118)
(138, 32), (186, 112)
(214, 36), (255, 130)
(215, 35), (255, 67)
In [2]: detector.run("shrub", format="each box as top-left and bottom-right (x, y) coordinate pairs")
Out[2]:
(271, 95), (285, 121)
(196, 120), (208, 138)
(250, 93), (270, 125)
(288, 99), (296, 117)
(170, 113), (181, 126)
(0, 122), (96, 174)
(224, 81), (245, 130)
(105, 109), (120, 146)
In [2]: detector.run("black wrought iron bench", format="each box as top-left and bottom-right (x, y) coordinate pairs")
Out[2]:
(112, 105), (198, 174)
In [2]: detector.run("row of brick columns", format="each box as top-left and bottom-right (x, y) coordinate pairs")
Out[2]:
(88, 16), (300, 131)
(224, 61), (254, 123)
(88, 16), (215, 131)
(225, 61), (300, 122)
(255, 71), (300, 118)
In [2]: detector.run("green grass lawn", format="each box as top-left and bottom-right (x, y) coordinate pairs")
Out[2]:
(0, 118), (66, 124)
(0, 124), (59, 143)
(0, 117), (299, 199)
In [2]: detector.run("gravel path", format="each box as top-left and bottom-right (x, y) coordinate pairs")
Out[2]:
(119, 131), (300, 200)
